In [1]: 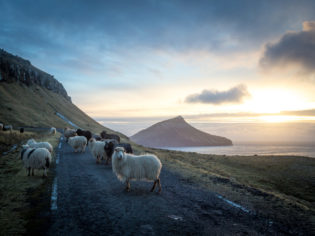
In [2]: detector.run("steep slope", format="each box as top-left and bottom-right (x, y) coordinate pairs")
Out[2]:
(0, 49), (70, 101)
(0, 49), (125, 138)
(130, 116), (232, 147)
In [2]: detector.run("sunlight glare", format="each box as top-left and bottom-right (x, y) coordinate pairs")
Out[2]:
(247, 89), (304, 113)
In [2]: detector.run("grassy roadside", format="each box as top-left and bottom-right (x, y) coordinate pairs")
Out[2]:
(0, 130), (61, 235)
(133, 144), (315, 230)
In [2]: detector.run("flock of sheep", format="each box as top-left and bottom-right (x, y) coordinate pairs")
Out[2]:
(18, 126), (162, 193)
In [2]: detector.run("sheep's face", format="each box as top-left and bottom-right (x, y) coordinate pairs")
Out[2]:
(114, 147), (125, 161)
(27, 139), (35, 145)
(89, 138), (96, 144)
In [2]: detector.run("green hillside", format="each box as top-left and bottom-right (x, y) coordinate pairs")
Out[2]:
(0, 82), (126, 139)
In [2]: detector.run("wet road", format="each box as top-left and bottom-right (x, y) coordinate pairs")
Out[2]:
(47, 137), (276, 235)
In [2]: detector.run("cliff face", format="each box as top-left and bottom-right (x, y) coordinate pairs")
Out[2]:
(0, 49), (71, 101)
(130, 116), (233, 148)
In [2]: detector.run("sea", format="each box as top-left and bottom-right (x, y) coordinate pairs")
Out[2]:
(97, 119), (315, 158)
(162, 142), (315, 158)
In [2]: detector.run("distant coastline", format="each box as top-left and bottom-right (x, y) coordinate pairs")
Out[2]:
(161, 142), (315, 158)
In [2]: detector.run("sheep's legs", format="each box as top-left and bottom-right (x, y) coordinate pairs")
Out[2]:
(151, 179), (162, 193)
(27, 167), (31, 176)
(150, 180), (157, 192)
(125, 180), (130, 192)
(157, 179), (162, 193)
(105, 157), (111, 165)
(43, 168), (47, 177)
(32, 168), (34, 176)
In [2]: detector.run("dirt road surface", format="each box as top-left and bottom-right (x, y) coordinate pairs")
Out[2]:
(46, 137), (286, 235)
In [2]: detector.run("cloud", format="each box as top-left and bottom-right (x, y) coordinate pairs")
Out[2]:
(260, 21), (315, 75)
(2, 0), (315, 57)
(185, 84), (250, 105)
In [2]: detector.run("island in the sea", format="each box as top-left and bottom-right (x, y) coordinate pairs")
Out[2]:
(130, 116), (233, 148)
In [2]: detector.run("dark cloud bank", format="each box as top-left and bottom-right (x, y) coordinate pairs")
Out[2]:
(260, 21), (315, 75)
(185, 84), (250, 105)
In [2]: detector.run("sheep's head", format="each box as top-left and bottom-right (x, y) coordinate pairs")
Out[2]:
(26, 138), (35, 145)
(114, 147), (125, 160)
(89, 138), (96, 144)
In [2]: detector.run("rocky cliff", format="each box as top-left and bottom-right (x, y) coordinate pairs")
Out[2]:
(0, 49), (71, 101)
(131, 116), (233, 147)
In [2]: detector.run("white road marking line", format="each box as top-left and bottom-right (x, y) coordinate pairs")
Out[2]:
(51, 138), (62, 211)
(168, 215), (183, 221)
(55, 154), (60, 164)
(216, 194), (250, 213)
(51, 177), (58, 211)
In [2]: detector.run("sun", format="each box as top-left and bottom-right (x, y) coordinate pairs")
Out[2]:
(245, 88), (305, 114)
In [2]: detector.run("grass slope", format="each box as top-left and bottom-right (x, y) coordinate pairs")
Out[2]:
(0, 82), (126, 139)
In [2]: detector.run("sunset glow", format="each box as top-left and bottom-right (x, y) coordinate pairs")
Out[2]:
(258, 115), (315, 123)
(1, 1), (314, 127)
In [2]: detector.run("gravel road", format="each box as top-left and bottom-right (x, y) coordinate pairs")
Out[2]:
(47, 137), (280, 235)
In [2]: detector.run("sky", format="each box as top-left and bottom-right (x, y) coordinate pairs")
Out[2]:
(1, 0), (315, 138)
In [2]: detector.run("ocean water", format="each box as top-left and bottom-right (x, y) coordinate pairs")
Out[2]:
(163, 142), (315, 158)
(97, 118), (315, 157)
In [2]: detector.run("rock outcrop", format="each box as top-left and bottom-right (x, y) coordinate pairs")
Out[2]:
(0, 49), (71, 101)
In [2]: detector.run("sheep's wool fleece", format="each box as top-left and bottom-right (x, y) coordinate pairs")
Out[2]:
(112, 152), (162, 182)
(22, 148), (52, 169)
(69, 136), (87, 149)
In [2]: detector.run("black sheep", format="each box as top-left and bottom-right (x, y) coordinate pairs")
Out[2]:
(100, 131), (120, 143)
(20, 127), (24, 133)
(76, 129), (92, 141)
(93, 134), (102, 141)
(117, 143), (133, 154)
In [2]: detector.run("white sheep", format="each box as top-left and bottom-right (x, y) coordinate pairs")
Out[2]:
(49, 127), (56, 135)
(112, 147), (162, 193)
(88, 138), (106, 164)
(26, 139), (53, 153)
(68, 136), (87, 152)
(0, 123), (3, 131)
(64, 127), (77, 142)
(20, 145), (52, 177)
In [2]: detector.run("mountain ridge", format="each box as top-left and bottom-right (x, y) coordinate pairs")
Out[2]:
(131, 116), (232, 147)
(0, 49), (71, 101)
